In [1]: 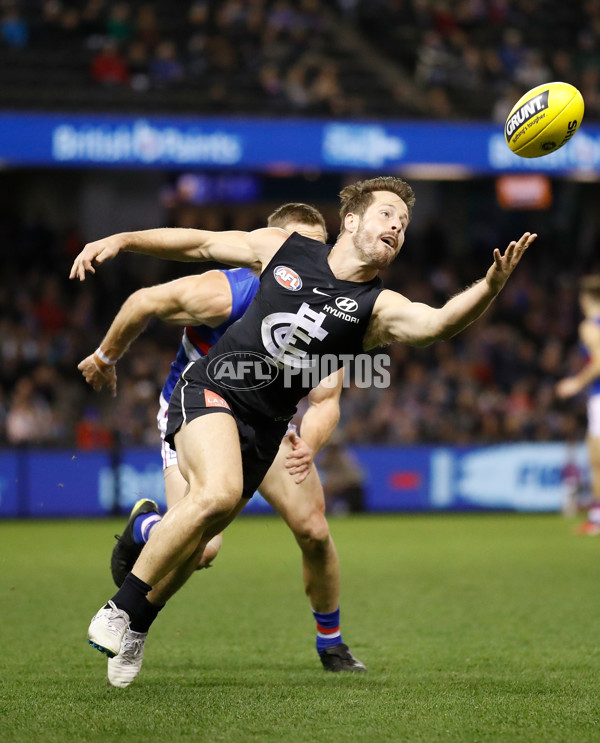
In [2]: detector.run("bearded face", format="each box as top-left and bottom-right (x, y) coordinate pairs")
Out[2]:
(342, 191), (409, 271)
(351, 216), (402, 270)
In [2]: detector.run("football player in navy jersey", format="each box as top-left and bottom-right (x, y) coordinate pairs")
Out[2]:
(557, 275), (600, 534)
(72, 176), (536, 672)
(78, 203), (366, 685)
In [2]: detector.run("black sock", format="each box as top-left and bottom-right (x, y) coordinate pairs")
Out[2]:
(109, 572), (165, 633)
(130, 599), (164, 633)
(109, 573), (149, 620)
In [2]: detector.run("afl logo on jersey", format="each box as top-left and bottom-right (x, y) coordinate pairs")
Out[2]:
(274, 265), (302, 291)
(335, 297), (358, 312)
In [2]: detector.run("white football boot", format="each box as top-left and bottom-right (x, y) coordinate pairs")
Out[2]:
(87, 600), (130, 658)
(107, 628), (147, 688)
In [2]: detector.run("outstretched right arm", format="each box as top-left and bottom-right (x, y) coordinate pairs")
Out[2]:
(69, 226), (287, 281)
(78, 270), (232, 396)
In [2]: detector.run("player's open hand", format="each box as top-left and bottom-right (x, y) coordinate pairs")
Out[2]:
(285, 428), (313, 484)
(69, 234), (125, 281)
(78, 353), (117, 397)
(486, 232), (537, 294)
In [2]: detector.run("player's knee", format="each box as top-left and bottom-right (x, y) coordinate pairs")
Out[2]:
(187, 484), (241, 524)
(294, 510), (330, 553)
(197, 533), (223, 569)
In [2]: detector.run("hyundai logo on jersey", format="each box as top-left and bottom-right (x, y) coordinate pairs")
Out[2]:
(335, 297), (358, 312)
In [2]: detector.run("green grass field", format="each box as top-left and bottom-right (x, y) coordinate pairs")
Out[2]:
(1, 513), (599, 743)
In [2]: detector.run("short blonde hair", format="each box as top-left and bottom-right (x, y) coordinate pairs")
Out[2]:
(267, 202), (326, 234)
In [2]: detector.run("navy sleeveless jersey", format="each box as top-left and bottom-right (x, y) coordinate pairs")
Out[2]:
(199, 232), (384, 421)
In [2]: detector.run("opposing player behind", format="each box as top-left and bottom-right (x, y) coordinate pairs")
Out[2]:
(78, 203), (365, 687)
(556, 275), (600, 534)
(71, 176), (536, 670)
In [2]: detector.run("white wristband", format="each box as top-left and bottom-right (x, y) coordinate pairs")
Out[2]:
(94, 347), (117, 365)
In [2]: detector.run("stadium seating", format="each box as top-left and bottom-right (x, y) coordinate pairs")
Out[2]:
(1, 0), (598, 120)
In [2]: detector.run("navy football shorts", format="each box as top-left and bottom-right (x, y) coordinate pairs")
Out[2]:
(166, 359), (288, 499)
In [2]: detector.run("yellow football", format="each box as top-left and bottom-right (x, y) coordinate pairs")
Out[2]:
(504, 82), (584, 158)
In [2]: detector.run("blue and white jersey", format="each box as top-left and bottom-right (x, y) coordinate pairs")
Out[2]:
(583, 316), (600, 396)
(160, 268), (260, 403)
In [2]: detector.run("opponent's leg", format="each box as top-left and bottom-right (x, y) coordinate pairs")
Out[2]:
(262, 456), (339, 612)
(111, 498), (162, 587)
(258, 437), (366, 672)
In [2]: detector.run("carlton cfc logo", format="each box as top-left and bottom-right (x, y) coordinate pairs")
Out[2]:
(274, 265), (302, 291)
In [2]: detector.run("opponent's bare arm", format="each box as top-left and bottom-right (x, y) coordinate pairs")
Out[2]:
(299, 370), (343, 454)
(556, 320), (600, 399)
(78, 271), (231, 395)
(69, 226), (288, 281)
(285, 370), (344, 484)
(364, 232), (537, 349)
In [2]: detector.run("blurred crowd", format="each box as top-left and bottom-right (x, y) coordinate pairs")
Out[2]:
(345, 0), (600, 121)
(1, 0), (599, 119)
(0, 201), (593, 452)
